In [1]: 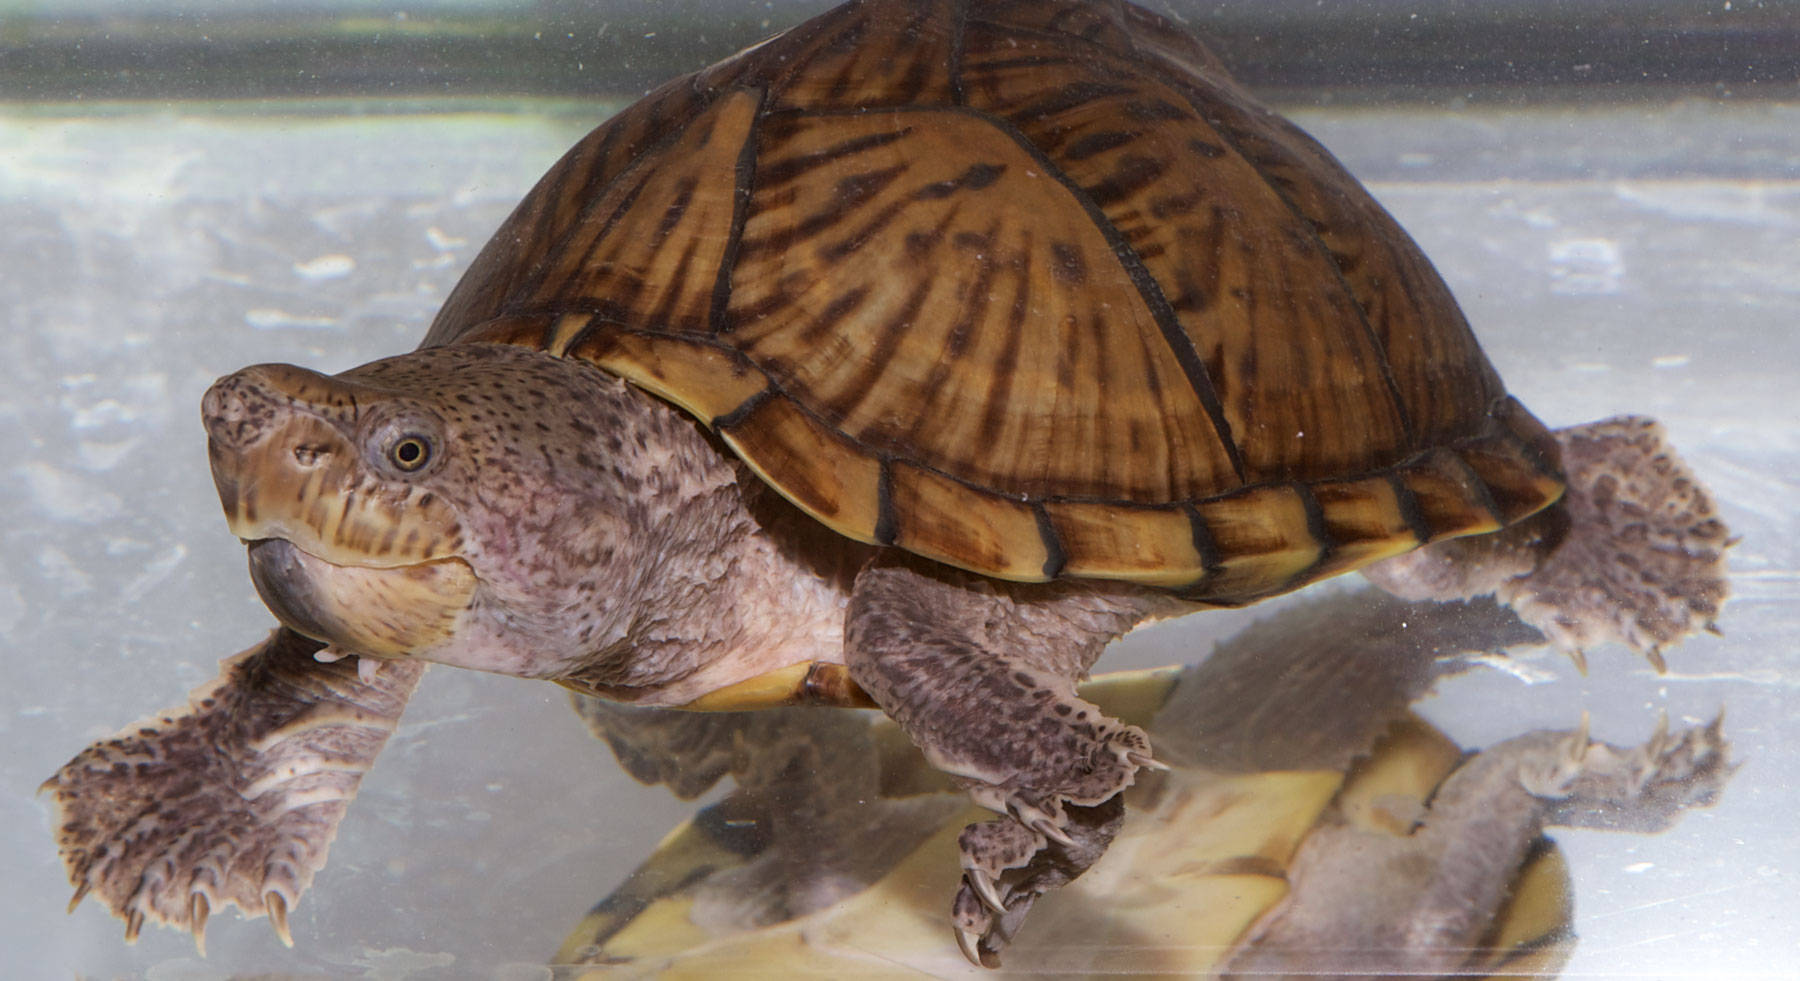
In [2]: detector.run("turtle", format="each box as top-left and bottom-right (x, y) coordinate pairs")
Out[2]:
(558, 588), (1733, 977)
(43, 0), (1732, 966)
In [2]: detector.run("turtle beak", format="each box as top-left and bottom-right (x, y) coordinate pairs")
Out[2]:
(245, 538), (477, 656)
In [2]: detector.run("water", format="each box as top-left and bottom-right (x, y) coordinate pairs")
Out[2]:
(4, 27), (1798, 981)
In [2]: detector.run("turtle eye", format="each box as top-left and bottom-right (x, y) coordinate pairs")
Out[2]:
(387, 434), (433, 472)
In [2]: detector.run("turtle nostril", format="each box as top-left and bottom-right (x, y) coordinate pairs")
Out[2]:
(202, 377), (259, 450)
(292, 444), (329, 467)
(202, 369), (289, 451)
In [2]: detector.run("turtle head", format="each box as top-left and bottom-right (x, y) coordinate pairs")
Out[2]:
(202, 343), (689, 673)
(204, 354), (477, 658)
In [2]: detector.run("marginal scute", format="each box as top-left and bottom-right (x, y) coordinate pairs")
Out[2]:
(1045, 499), (1206, 586)
(454, 314), (558, 349)
(888, 461), (1050, 581)
(1309, 475), (1424, 574)
(1459, 396), (1567, 523)
(572, 330), (768, 426)
(544, 312), (596, 356)
(718, 393), (885, 541)
(1191, 484), (1324, 601)
(1397, 449), (1506, 543)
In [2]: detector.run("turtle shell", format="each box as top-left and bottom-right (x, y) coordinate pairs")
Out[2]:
(424, 0), (1563, 601)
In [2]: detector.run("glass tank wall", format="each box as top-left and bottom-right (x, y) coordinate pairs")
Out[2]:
(3, 1), (1796, 976)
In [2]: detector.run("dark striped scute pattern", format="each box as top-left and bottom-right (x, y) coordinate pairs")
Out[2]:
(425, 0), (1562, 599)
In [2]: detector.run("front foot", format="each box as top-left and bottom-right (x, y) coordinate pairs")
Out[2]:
(43, 628), (424, 951)
(944, 717), (1156, 967)
(844, 559), (1173, 968)
(953, 796), (1126, 967)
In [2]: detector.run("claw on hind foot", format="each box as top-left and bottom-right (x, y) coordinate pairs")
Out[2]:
(191, 892), (211, 957)
(66, 880), (90, 915)
(266, 891), (293, 947)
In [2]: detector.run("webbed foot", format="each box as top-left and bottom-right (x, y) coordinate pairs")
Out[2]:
(843, 558), (1173, 967)
(1519, 711), (1733, 828)
(1367, 416), (1730, 665)
(952, 796), (1126, 967)
(43, 628), (424, 951)
(926, 683), (1158, 967)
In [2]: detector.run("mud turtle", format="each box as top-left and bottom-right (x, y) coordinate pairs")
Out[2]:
(46, 0), (1730, 965)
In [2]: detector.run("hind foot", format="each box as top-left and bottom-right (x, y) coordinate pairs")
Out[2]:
(1367, 416), (1731, 666)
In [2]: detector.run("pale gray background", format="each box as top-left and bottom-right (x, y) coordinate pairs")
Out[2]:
(3, 1), (1797, 977)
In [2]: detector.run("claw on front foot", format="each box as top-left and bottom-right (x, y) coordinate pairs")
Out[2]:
(1125, 750), (1170, 772)
(965, 866), (1007, 915)
(1027, 817), (1074, 847)
(956, 925), (985, 968)
(952, 881), (1002, 968)
(1004, 797), (1064, 840)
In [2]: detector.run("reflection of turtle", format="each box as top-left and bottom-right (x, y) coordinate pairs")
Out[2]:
(44, 0), (1730, 965)
(562, 590), (1732, 976)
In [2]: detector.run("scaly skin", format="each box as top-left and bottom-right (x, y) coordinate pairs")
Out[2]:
(46, 345), (1730, 963)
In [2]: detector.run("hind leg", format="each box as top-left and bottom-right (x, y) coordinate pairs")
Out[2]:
(844, 558), (1174, 966)
(1367, 416), (1730, 665)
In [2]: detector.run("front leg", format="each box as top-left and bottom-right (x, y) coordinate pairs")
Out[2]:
(844, 558), (1172, 967)
(44, 628), (424, 951)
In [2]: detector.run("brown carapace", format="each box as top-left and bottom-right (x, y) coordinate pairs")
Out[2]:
(425, 0), (1564, 602)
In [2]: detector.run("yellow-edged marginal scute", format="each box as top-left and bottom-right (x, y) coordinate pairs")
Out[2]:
(487, 317), (1569, 606)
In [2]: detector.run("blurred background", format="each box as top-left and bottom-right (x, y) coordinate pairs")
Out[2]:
(3, 1), (1797, 976)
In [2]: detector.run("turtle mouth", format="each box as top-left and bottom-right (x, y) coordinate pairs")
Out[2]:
(245, 537), (477, 657)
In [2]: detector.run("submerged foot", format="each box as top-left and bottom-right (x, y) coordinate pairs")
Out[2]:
(1367, 416), (1731, 666)
(44, 628), (424, 951)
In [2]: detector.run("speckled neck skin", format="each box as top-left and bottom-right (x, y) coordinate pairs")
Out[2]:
(208, 343), (858, 705)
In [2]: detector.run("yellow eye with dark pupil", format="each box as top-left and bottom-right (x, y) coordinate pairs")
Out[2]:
(389, 436), (430, 472)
